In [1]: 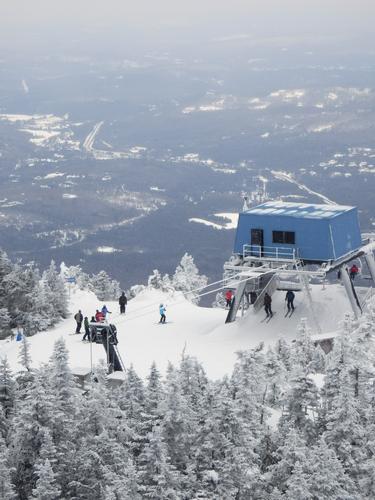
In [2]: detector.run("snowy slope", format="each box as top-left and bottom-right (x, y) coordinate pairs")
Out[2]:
(0, 283), (357, 379)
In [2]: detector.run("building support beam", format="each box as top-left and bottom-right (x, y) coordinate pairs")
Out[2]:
(341, 265), (360, 320)
(364, 252), (375, 284)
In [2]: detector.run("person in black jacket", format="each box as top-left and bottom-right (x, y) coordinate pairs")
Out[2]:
(285, 290), (295, 312)
(264, 293), (273, 317)
(74, 310), (83, 333)
(119, 292), (128, 314)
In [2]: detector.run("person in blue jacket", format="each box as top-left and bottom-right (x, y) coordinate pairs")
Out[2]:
(159, 304), (166, 324)
(101, 305), (112, 320)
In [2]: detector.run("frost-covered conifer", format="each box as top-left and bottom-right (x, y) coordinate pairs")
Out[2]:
(91, 270), (121, 300)
(0, 357), (16, 418)
(281, 366), (318, 442)
(137, 426), (180, 499)
(0, 308), (11, 339)
(31, 458), (61, 500)
(161, 365), (195, 472)
(0, 435), (15, 500)
(172, 253), (208, 304)
(42, 260), (69, 319)
(323, 365), (366, 477)
(18, 334), (32, 372)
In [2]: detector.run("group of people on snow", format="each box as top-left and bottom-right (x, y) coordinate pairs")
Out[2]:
(224, 289), (295, 319)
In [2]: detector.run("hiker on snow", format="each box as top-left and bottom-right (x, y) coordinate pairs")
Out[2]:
(285, 290), (295, 312)
(159, 304), (166, 324)
(74, 310), (83, 333)
(225, 290), (233, 308)
(264, 293), (273, 318)
(119, 292), (127, 314)
(82, 316), (91, 341)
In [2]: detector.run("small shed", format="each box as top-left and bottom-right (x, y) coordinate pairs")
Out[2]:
(234, 201), (362, 262)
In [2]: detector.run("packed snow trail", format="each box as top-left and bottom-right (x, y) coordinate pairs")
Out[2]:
(0, 283), (362, 379)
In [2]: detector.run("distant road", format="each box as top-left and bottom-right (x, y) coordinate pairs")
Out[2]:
(272, 170), (337, 205)
(83, 121), (104, 152)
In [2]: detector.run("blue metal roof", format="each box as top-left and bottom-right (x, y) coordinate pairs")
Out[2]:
(244, 201), (354, 220)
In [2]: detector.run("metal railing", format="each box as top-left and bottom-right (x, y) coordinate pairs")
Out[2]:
(243, 244), (296, 260)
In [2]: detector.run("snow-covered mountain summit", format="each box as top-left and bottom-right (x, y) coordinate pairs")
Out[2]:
(1, 281), (360, 378)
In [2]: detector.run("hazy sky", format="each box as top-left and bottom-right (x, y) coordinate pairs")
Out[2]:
(1, 1), (374, 52)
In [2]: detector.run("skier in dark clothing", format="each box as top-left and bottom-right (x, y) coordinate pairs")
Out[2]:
(74, 310), (83, 333)
(285, 290), (295, 312)
(82, 317), (91, 341)
(264, 293), (273, 317)
(119, 292), (127, 314)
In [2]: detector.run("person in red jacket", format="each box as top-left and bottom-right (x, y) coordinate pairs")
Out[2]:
(349, 264), (359, 281)
(95, 309), (105, 322)
(225, 290), (233, 308)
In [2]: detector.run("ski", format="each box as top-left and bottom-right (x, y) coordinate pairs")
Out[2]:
(288, 308), (296, 318)
(266, 312), (277, 323)
(260, 316), (269, 323)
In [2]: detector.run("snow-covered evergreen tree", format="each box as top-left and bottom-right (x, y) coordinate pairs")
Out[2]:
(42, 260), (69, 319)
(32, 458), (61, 500)
(172, 253), (208, 304)
(91, 270), (121, 300)
(18, 334), (32, 372)
(0, 308), (11, 339)
(0, 435), (15, 500)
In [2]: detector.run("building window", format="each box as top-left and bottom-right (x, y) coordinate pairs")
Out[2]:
(272, 230), (295, 245)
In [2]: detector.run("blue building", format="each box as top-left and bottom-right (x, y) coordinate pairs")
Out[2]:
(234, 201), (362, 262)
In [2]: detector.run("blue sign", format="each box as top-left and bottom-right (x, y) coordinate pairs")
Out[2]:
(66, 277), (76, 284)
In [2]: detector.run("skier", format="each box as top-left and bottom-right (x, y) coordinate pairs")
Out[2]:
(95, 309), (104, 322)
(159, 304), (166, 324)
(225, 290), (233, 308)
(285, 290), (295, 312)
(263, 293), (273, 318)
(82, 316), (91, 341)
(349, 264), (359, 281)
(119, 292), (127, 314)
(250, 291), (257, 305)
(74, 310), (83, 333)
(101, 305), (111, 320)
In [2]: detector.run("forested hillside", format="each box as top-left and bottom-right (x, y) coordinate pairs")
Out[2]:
(1, 312), (375, 499)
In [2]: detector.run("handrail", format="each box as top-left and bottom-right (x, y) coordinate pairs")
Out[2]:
(243, 244), (295, 259)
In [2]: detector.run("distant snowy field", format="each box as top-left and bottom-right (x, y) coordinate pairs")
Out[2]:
(1, 283), (358, 379)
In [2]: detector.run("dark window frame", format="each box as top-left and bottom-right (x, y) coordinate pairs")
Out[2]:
(272, 230), (295, 245)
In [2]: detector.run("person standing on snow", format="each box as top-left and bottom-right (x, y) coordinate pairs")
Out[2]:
(349, 264), (359, 281)
(74, 310), (83, 333)
(101, 305), (111, 320)
(119, 292), (128, 314)
(95, 309), (104, 322)
(159, 304), (166, 324)
(82, 316), (91, 341)
(225, 290), (233, 308)
(285, 290), (295, 312)
(264, 293), (273, 317)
